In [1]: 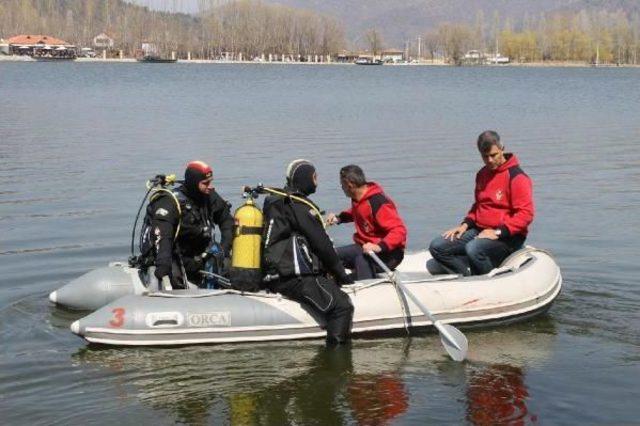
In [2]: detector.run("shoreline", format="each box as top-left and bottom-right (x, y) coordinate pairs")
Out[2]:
(1, 55), (638, 68)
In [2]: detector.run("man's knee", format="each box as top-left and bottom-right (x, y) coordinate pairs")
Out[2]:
(464, 239), (484, 260)
(429, 236), (448, 257)
(465, 239), (497, 275)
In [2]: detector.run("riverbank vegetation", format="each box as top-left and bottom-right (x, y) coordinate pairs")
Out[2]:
(423, 10), (640, 65)
(0, 0), (345, 58)
(1, 0), (638, 64)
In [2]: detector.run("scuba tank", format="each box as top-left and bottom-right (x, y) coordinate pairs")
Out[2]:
(229, 187), (264, 292)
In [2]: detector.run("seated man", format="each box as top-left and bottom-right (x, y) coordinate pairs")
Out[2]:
(142, 160), (233, 289)
(262, 159), (354, 344)
(429, 130), (534, 276)
(327, 165), (407, 280)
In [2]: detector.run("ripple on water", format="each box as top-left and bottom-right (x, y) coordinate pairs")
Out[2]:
(1, 63), (640, 424)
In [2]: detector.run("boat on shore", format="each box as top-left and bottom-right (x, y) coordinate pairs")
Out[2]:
(33, 56), (76, 62)
(63, 247), (562, 346)
(355, 57), (384, 65)
(137, 55), (177, 63)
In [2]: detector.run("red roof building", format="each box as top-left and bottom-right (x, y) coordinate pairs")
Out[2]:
(8, 34), (70, 46)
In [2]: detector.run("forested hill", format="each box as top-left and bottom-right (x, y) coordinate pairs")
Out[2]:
(0, 0), (196, 51)
(269, 0), (640, 45)
(0, 0), (345, 58)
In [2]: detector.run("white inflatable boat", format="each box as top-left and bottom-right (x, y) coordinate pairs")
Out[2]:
(68, 247), (562, 346)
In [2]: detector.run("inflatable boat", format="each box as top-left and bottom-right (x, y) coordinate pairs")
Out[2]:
(67, 247), (562, 346)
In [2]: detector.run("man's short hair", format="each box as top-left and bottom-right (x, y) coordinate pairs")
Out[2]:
(477, 130), (503, 153)
(340, 164), (367, 187)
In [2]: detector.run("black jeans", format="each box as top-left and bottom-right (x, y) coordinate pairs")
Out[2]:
(336, 244), (404, 280)
(270, 275), (354, 344)
(429, 228), (525, 276)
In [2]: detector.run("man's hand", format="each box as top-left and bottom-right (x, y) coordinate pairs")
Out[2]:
(442, 223), (469, 241)
(477, 229), (499, 240)
(362, 242), (382, 253)
(326, 212), (340, 226)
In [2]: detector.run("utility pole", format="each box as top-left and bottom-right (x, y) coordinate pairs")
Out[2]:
(105, 0), (110, 30)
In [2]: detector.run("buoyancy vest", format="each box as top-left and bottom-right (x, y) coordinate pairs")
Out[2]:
(139, 187), (214, 263)
(262, 194), (322, 280)
(172, 190), (214, 256)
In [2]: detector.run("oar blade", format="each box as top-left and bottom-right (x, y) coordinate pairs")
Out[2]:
(438, 323), (468, 362)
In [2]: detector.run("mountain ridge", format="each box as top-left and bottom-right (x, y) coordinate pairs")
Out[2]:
(268, 0), (640, 46)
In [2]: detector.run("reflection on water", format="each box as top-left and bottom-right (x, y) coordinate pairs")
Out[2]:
(462, 320), (557, 425)
(466, 364), (533, 425)
(3, 63), (639, 423)
(348, 371), (409, 425)
(71, 324), (556, 425)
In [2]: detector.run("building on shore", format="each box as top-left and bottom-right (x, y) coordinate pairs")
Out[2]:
(381, 49), (405, 63)
(463, 50), (510, 65)
(336, 51), (360, 63)
(7, 35), (76, 59)
(92, 33), (115, 57)
(335, 49), (406, 64)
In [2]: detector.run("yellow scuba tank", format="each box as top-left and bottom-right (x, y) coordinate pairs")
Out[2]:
(230, 195), (264, 291)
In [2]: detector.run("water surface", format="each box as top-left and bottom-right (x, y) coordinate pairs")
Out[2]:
(1, 63), (639, 424)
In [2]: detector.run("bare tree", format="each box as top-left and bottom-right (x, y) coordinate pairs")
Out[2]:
(438, 23), (473, 65)
(422, 31), (440, 61)
(365, 28), (383, 57)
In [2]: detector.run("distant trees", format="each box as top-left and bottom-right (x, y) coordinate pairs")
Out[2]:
(2, 1), (638, 64)
(421, 9), (640, 64)
(365, 28), (383, 57)
(203, 0), (345, 59)
(0, 0), (345, 59)
(437, 23), (474, 65)
(0, 0), (198, 56)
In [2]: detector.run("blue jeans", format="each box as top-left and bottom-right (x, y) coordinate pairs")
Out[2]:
(429, 229), (525, 276)
(336, 244), (404, 280)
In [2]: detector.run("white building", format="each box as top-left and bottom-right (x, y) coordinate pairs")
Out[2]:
(93, 33), (114, 50)
(381, 49), (404, 63)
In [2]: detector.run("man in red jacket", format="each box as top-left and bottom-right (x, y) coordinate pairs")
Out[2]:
(429, 131), (534, 276)
(327, 165), (407, 280)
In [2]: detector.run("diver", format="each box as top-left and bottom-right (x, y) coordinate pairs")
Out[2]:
(261, 159), (354, 344)
(141, 160), (234, 289)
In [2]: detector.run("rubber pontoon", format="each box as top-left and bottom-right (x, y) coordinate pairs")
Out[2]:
(67, 247), (562, 346)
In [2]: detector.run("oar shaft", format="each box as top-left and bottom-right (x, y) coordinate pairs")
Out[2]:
(367, 251), (468, 360)
(396, 282), (460, 348)
(367, 252), (437, 324)
(366, 251), (410, 333)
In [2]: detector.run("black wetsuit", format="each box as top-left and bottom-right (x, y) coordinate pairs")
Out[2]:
(262, 188), (354, 344)
(146, 186), (233, 288)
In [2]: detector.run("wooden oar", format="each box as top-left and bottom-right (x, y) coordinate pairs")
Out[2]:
(368, 251), (468, 361)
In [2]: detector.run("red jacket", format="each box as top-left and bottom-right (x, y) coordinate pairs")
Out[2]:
(464, 153), (534, 238)
(338, 182), (407, 252)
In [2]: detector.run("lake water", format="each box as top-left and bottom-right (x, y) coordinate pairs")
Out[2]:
(1, 62), (639, 424)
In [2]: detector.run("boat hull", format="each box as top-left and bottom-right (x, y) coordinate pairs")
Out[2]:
(50, 262), (146, 311)
(51, 250), (437, 311)
(137, 58), (177, 63)
(70, 248), (562, 346)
